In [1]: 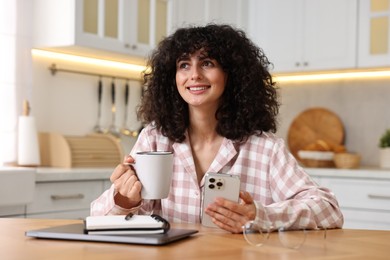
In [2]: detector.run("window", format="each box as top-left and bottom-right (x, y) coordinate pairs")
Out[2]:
(0, 0), (33, 165)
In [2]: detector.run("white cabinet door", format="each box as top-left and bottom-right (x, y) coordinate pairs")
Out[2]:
(321, 178), (390, 211)
(207, 0), (249, 29)
(75, 0), (150, 56)
(26, 181), (103, 215)
(320, 177), (390, 230)
(169, 0), (207, 29)
(77, 0), (167, 56)
(248, 0), (303, 73)
(248, 0), (357, 73)
(303, 0), (357, 71)
(27, 209), (91, 220)
(168, 0), (248, 33)
(358, 0), (390, 67)
(33, 0), (167, 59)
(103, 180), (112, 190)
(0, 205), (25, 218)
(341, 208), (390, 230)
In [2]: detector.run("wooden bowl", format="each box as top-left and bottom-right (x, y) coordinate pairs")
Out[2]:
(333, 153), (361, 169)
(298, 151), (335, 168)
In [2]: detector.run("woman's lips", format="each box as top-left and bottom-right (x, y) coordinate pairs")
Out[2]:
(186, 85), (210, 93)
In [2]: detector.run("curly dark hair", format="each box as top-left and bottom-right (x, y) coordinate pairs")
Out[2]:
(138, 23), (279, 143)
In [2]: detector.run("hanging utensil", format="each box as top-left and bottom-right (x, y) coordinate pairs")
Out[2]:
(120, 81), (131, 136)
(93, 78), (104, 133)
(121, 81), (138, 137)
(121, 81), (139, 137)
(107, 79), (120, 137)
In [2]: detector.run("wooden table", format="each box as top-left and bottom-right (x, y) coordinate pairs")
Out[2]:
(1, 218), (390, 259)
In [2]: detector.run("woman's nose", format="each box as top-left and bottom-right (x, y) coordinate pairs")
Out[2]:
(191, 66), (202, 80)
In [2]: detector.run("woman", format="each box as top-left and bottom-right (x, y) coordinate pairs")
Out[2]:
(91, 24), (343, 233)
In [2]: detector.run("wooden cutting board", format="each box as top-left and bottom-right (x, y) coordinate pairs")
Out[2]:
(287, 107), (345, 159)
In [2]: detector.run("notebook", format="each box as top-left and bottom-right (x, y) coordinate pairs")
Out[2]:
(25, 223), (198, 246)
(85, 214), (169, 235)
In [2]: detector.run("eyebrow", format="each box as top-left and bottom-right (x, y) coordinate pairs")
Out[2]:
(176, 52), (211, 63)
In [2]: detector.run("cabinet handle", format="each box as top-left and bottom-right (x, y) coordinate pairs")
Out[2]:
(124, 43), (137, 50)
(303, 61), (308, 66)
(50, 194), (85, 200)
(295, 62), (300, 67)
(368, 194), (390, 200)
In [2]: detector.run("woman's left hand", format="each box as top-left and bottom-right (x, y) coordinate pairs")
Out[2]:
(204, 191), (257, 233)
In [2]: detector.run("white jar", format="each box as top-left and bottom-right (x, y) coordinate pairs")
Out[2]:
(379, 148), (390, 169)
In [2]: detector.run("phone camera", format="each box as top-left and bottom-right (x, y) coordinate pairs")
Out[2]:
(216, 181), (223, 187)
(208, 184), (215, 189)
(209, 178), (215, 183)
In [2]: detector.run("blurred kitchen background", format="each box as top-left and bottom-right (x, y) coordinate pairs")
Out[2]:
(1, 0), (390, 227)
(1, 0), (390, 167)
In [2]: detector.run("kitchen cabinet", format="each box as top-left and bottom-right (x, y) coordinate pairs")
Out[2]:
(248, 0), (357, 73)
(358, 0), (390, 67)
(0, 206), (26, 218)
(0, 168), (35, 207)
(26, 180), (104, 219)
(0, 168), (35, 218)
(0, 168), (112, 219)
(33, 0), (167, 62)
(168, 0), (249, 33)
(307, 168), (390, 230)
(104, 180), (112, 190)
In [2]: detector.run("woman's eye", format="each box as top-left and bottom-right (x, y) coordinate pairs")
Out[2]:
(178, 62), (189, 69)
(202, 60), (214, 67)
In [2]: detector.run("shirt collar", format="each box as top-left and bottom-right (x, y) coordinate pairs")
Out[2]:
(172, 134), (238, 185)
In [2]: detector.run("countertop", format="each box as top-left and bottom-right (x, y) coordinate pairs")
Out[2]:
(4, 218), (390, 259)
(2, 166), (390, 182)
(305, 167), (390, 180)
(35, 166), (390, 182)
(35, 167), (113, 182)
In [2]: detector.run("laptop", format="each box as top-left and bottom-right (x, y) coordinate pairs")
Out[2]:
(26, 223), (198, 246)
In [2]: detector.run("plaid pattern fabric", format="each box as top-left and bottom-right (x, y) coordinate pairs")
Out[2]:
(91, 124), (343, 229)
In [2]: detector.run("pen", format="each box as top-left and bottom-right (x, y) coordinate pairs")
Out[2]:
(125, 212), (134, 220)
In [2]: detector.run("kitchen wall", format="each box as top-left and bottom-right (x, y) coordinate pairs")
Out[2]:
(31, 54), (390, 167)
(277, 77), (390, 167)
(31, 56), (143, 155)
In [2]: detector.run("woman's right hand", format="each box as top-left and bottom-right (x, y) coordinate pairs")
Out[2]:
(110, 155), (142, 209)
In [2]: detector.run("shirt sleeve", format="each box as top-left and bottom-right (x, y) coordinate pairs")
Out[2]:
(90, 184), (133, 216)
(255, 138), (344, 230)
(90, 183), (162, 216)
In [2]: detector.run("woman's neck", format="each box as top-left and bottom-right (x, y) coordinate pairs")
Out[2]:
(188, 107), (219, 142)
(187, 109), (223, 183)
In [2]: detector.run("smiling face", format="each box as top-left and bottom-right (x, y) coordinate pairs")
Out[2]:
(175, 49), (227, 110)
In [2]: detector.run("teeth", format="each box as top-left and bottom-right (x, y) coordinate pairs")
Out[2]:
(188, 86), (208, 91)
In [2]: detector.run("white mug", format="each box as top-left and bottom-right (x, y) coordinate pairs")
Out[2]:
(134, 151), (174, 200)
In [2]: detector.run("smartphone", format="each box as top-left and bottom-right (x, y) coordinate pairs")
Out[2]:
(201, 173), (241, 228)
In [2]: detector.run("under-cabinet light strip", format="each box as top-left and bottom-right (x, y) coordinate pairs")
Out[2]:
(275, 70), (390, 82)
(31, 49), (146, 72)
(32, 49), (390, 82)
